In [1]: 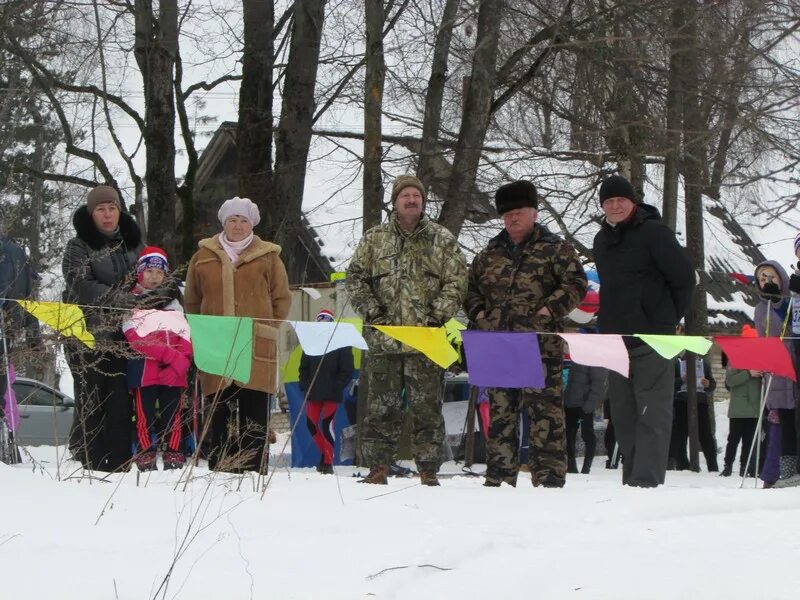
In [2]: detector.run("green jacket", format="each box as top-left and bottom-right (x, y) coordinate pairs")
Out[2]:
(464, 225), (587, 359)
(725, 368), (762, 419)
(346, 214), (467, 355)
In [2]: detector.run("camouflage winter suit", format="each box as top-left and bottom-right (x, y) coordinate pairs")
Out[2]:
(346, 214), (467, 470)
(464, 225), (587, 486)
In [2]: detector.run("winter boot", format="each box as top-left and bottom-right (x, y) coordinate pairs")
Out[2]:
(419, 471), (440, 486)
(484, 472), (517, 487)
(581, 456), (594, 475)
(162, 451), (186, 471)
(318, 463), (334, 475)
(135, 451), (157, 472)
(359, 464), (388, 485)
(567, 457), (578, 474)
(720, 463), (733, 477)
(535, 473), (565, 488)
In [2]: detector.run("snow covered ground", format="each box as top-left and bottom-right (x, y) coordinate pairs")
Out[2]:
(2, 412), (800, 600)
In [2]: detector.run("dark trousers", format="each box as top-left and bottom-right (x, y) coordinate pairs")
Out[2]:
(207, 385), (271, 473)
(724, 418), (757, 471)
(565, 406), (596, 462)
(68, 351), (132, 472)
(608, 346), (674, 486)
(134, 385), (183, 453)
(670, 400), (718, 471)
(777, 408), (797, 456)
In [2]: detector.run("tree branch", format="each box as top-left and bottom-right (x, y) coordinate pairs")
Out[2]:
(182, 73), (242, 100)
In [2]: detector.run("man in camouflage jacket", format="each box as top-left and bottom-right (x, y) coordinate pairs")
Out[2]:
(464, 180), (587, 488)
(346, 174), (467, 485)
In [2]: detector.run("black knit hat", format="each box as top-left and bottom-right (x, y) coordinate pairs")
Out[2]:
(495, 180), (538, 215)
(599, 175), (638, 205)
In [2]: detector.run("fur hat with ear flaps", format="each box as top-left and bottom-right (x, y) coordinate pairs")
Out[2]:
(495, 180), (538, 215)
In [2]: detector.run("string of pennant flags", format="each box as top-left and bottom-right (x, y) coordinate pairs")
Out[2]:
(11, 300), (798, 389)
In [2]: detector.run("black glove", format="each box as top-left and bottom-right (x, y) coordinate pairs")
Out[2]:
(426, 317), (445, 327)
(790, 273), (800, 295)
(760, 281), (782, 300)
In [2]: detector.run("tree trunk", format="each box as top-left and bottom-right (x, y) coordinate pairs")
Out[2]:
(362, 0), (385, 234)
(238, 0), (274, 241)
(662, 3), (684, 232)
(271, 0), (325, 283)
(416, 0), (460, 192)
(438, 0), (504, 237)
(681, 0), (706, 472)
(134, 0), (178, 255)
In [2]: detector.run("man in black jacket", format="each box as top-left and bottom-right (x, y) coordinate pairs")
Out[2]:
(593, 175), (695, 487)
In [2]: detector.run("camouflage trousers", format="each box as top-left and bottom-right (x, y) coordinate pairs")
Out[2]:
(361, 353), (445, 471)
(486, 358), (566, 486)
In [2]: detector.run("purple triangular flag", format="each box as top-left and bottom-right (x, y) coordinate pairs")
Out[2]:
(462, 331), (545, 389)
(3, 363), (18, 432)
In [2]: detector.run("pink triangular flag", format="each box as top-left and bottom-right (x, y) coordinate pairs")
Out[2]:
(559, 333), (629, 378)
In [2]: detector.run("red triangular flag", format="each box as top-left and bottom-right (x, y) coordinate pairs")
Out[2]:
(714, 336), (796, 382)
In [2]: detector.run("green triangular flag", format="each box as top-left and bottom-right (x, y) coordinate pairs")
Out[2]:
(635, 334), (712, 360)
(187, 314), (253, 382)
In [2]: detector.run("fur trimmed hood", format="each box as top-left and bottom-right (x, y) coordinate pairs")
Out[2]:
(72, 205), (142, 250)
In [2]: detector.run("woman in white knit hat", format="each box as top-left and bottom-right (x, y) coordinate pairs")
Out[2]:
(184, 197), (291, 473)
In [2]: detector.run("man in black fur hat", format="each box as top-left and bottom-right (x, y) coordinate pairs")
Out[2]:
(464, 180), (587, 488)
(593, 174), (695, 488)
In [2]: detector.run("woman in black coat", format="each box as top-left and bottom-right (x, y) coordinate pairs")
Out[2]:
(298, 309), (355, 473)
(62, 186), (175, 472)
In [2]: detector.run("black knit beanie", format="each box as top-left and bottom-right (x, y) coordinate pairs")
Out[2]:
(495, 180), (538, 215)
(598, 175), (638, 206)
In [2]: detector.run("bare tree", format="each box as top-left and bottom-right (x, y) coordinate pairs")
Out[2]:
(438, 0), (504, 236)
(271, 0), (326, 282)
(237, 0), (275, 241)
(363, 0), (386, 233)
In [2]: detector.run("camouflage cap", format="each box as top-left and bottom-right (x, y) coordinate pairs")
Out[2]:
(391, 175), (426, 205)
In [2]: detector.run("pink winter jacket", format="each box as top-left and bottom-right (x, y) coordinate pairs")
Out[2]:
(122, 301), (193, 388)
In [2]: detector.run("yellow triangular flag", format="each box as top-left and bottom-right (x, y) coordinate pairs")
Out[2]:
(374, 325), (459, 369)
(18, 300), (95, 348)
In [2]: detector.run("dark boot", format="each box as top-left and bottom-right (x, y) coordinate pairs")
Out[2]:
(581, 456), (593, 475)
(484, 472), (517, 487)
(536, 473), (565, 488)
(567, 457), (578, 474)
(318, 463), (333, 475)
(359, 464), (388, 485)
(705, 453), (719, 473)
(720, 463), (733, 477)
(134, 451), (157, 472)
(419, 471), (440, 486)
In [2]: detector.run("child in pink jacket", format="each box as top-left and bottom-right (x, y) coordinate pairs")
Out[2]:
(123, 247), (193, 471)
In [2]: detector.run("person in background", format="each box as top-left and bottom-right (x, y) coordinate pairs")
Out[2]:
(754, 260), (798, 487)
(721, 325), (762, 477)
(299, 309), (355, 474)
(184, 197), (291, 474)
(672, 353), (718, 471)
(122, 247), (192, 472)
(563, 329), (607, 474)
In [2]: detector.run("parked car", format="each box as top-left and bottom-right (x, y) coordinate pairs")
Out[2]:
(13, 377), (74, 446)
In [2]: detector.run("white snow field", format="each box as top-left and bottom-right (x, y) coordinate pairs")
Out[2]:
(2, 436), (799, 600)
